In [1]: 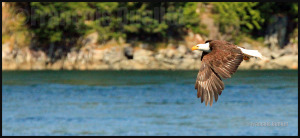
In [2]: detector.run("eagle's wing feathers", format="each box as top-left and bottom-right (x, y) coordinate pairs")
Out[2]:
(208, 48), (244, 79)
(195, 61), (224, 106)
(195, 44), (243, 106)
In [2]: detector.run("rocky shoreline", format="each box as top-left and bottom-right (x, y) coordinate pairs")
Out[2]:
(2, 40), (298, 71)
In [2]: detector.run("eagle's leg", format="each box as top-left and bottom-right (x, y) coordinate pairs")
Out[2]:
(243, 54), (250, 60)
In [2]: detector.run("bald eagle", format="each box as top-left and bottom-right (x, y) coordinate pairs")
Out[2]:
(192, 40), (262, 106)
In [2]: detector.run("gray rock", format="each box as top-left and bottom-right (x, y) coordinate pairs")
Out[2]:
(263, 61), (286, 69)
(103, 47), (125, 64)
(154, 53), (164, 61)
(124, 46), (134, 59)
(259, 47), (272, 58)
(15, 50), (26, 63)
(240, 43), (253, 49)
(82, 32), (98, 46)
(165, 49), (176, 59)
(272, 55), (298, 69)
(31, 61), (46, 70)
(177, 45), (188, 54)
(2, 43), (12, 59)
(66, 51), (78, 64)
(270, 52), (282, 59)
(139, 43), (149, 49)
(177, 58), (195, 70)
(133, 49), (154, 64)
(174, 45), (188, 59)
(91, 49), (104, 61)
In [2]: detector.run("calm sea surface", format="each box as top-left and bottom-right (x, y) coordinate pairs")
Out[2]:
(2, 70), (298, 136)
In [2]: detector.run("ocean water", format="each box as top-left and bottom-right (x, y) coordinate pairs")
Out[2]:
(2, 70), (298, 136)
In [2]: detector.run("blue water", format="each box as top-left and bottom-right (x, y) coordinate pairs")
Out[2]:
(2, 70), (298, 136)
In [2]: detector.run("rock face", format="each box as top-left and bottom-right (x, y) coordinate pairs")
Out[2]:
(82, 32), (98, 47)
(2, 41), (298, 71)
(272, 55), (298, 69)
(264, 15), (288, 49)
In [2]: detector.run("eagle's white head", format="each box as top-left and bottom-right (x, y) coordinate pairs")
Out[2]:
(191, 43), (211, 52)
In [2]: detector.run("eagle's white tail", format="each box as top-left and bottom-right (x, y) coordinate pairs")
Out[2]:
(238, 47), (263, 59)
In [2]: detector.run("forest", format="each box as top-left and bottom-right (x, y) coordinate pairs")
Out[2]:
(3, 2), (298, 49)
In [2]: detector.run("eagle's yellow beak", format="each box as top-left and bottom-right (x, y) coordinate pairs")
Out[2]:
(191, 46), (198, 51)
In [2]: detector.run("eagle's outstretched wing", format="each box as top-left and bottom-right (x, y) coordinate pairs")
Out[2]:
(195, 45), (243, 106)
(195, 60), (224, 106)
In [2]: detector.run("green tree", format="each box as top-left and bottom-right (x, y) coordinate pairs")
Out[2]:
(27, 2), (204, 47)
(211, 2), (264, 43)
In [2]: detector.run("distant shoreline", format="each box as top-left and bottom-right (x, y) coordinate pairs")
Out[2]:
(2, 42), (298, 71)
(2, 68), (299, 71)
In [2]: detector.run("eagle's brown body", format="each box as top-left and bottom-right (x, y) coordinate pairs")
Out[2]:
(195, 40), (245, 106)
